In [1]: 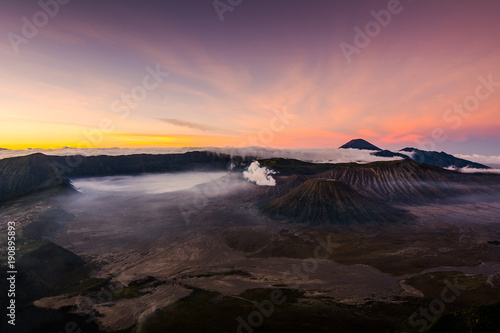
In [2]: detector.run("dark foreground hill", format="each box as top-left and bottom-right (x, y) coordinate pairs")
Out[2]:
(0, 153), (67, 203)
(264, 179), (408, 225)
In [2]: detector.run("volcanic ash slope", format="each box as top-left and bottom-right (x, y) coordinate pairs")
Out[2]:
(264, 179), (408, 226)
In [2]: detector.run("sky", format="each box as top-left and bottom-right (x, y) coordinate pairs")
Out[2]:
(1, 0), (499, 154)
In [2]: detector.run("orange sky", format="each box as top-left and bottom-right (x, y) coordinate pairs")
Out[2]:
(1, 0), (499, 154)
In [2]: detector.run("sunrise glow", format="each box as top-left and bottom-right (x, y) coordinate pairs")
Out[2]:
(1, 1), (499, 154)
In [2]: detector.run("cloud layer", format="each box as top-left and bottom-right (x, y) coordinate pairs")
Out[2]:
(445, 167), (500, 174)
(0, 147), (403, 164)
(3, 147), (499, 168)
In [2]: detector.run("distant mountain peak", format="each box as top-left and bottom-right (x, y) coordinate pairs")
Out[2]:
(339, 138), (381, 151)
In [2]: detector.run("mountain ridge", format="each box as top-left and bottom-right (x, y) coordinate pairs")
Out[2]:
(264, 178), (408, 225)
(397, 147), (489, 169)
(338, 138), (490, 169)
(264, 158), (500, 204)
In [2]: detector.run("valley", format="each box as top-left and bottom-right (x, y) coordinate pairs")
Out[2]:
(1, 155), (499, 332)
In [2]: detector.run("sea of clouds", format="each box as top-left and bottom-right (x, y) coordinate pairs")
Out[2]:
(1, 146), (499, 173)
(0, 146), (400, 163)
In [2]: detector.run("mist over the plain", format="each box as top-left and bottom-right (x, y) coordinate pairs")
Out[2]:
(56, 171), (256, 253)
(71, 172), (229, 194)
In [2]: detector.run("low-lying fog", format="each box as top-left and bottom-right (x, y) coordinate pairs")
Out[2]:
(71, 172), (229, 194)
(54, 171), (260, 254)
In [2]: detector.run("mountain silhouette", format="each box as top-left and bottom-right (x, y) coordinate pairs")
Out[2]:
(396, 147), (490, 169)
(339, 139), (381, 151)
(339, 138), (490, 169)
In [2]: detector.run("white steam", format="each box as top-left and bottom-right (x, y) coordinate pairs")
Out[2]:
(243, 161), (277, 186)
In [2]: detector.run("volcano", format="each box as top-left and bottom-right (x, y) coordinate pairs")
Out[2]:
(263, 179), (407, 225)
(339, 138), (381, 151)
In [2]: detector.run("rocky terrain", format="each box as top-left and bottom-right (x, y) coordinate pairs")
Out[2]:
(264, 179), (408, 225)
(1, 153), (499, 332)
